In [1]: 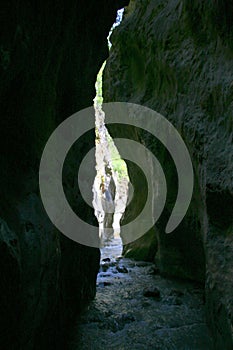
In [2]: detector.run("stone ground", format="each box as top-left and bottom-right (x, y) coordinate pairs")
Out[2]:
(69, 238), (214, 350)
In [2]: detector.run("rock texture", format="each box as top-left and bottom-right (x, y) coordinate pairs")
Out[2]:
(71, 246), (214, 349)
(0, 0), (128, 349)
(103, 0), (233, 348)
(123, 227), (158, 262)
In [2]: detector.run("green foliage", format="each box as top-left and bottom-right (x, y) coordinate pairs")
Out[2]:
(94, 61), (106, 108)
(106, 132), (129, 180)
(94, 54), (128, 181)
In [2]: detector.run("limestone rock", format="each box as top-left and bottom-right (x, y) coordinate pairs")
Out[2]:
(103, 0), (233, 347)
(0, 0), (129, 348)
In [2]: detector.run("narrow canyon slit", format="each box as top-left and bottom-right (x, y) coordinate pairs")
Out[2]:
(92, 9), (128, 259)
(69, 4), (216, 349)
(2, 0), (232, 349)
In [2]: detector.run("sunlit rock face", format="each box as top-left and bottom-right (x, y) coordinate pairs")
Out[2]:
(0, 0), (129, 348)
(103, 0), (233, 348)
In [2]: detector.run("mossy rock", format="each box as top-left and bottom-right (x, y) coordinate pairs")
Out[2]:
(123, 228), (157, 262)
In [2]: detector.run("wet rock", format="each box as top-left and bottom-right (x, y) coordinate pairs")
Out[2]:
(116, 256), (123, 261)
(116, 265), (128, 273)
(143, 287), (161, 300)
(73, 251), (213, 349)
(102, 257), (111, 262)
(98, 281), (112, 287)
(84, 310), (105, 323)
(99, 260), (116, 273)
(98, 273), (111, 278)
(104, 310), (113, 317)
(99, 313), (136, 333)
(141, 301), (151, 307)
(100, 264), (109, 272)
(117, 313), (136, 329)
(147, 265), (160, 275)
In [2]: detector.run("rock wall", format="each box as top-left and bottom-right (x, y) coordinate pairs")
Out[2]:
(0, 0), (128, 349)
(103, 0), (233, 348)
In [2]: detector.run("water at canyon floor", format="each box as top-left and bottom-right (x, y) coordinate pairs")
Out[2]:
(70, 238), (214, 349)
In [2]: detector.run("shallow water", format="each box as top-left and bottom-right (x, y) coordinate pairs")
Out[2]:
(70, 239), (213, 350)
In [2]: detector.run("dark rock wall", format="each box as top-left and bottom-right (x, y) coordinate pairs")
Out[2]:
(0, 1), (128, 349)
(103, 0), (233, 348)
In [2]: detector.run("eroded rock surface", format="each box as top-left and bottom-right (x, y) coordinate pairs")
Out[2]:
(0, 0), (129, 348)
(70, 242), (213, 350)
(103, 1), (233, 347)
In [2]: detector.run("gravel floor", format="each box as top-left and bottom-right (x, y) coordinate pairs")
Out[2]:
(69, 239), (214, 350)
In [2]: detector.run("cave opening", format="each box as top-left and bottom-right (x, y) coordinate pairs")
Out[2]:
(92, 8), (128, 260)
